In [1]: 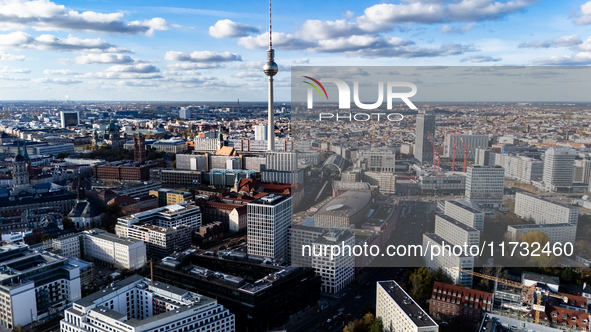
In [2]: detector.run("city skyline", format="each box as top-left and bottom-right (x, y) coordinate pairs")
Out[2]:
(0, 0), (590, 101)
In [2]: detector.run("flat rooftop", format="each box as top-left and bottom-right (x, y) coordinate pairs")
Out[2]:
(436, 214), (479, 232)
(377, 280), (437, 328)
(446, 200), (483, 214)
(508, 223), (575, 229)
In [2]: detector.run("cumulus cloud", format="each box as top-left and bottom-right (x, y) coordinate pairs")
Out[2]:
(519, 35), (582, 48)
(165, 51), (242, 62)
(357, 0), (539, 31)
(232, 71), (261, 78)
(293, 58), (309, 64)
(35, 77), (82, 85)
(438, 23), (475, 34)
(533, 53), (591, 65)
(165, 62), (223, 71)
(105, 63), (159, 73)
(74, 53), (134, 64)
(43, 69), (79, 75)
(0, 0), (171, 35)
(0, 52), (24, 61)
(299, 19), (364, 40)
(0, 74), (28, 81)
(237, 32), (316, 50)
(0, 31), (129, 52)
(209, 19), (259, 38)
(460, 55), (502, 62)
(0, 65), (29, 73)
(346, 43), (477, 58)
(572, 1), (591, 25)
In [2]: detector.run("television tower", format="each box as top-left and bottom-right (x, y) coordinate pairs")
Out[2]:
(263, 0), (278, 151)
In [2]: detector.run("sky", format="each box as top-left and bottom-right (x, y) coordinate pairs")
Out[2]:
(0, 0), (590, 101)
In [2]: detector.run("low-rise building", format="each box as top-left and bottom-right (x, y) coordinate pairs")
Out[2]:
(429, 281), (492, 321)
(507, 223), (577, 244)
(83, 229), (147, 270)
(515, 192), (579, 226)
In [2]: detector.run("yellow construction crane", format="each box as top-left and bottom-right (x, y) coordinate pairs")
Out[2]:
(452, 268), (567, 325)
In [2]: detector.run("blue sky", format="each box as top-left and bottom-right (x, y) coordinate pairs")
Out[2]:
(0, 0), (590, 101)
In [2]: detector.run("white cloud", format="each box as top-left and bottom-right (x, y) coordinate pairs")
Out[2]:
(299, 19), (363, 40)
(35, 77), (82, 85)
(0, 52), (24, 61)
(293, 58), (309, 64)
(165, 62), (223, 71)
(572, 1), (591, 25)
(165, 51), (242, 62)
(209, 19), (259, 38)
(357, 0), (539, 32)
(232, 71), (261, 78)
(0, 31), (129, 52)
(75, 53), (134, 64)
(460, 55), (502, 62)
(519, 35), (582, 48)
(237, 32), (315, 50)
(0, 65), (29, 73)
(0, 0), (171, 35)
(438, 23), (475, 34)
(43, 69), (78, 75)
(105, 63), (159, 73)
(0, 74), (28, 81)
(533, 52), (591, 65)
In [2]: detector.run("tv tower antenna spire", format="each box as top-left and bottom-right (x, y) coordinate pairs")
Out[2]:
(263, 0), (278, 151)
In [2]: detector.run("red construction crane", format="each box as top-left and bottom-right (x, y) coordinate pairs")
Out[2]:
(460, 136), (471, 172)
(451, 136), (458, 171)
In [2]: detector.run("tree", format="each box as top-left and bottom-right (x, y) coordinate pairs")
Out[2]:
(102, 204), (124, 232)
(560, 267), (573, 283)
(62, 215), (75, 230)
(39, 234), (54, 243)
(57, 152), (70, 159)
(409, 267), (434, 303)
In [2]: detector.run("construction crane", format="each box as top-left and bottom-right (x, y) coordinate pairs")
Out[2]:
(460, 136), (471, 172)
(451, 135), (458, 171)
(452, 268), (568, 325)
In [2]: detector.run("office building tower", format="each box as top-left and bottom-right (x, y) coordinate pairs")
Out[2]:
(247, 194), (291, 262)
(573, 159), (591, 184)
(414, 111), (436, 164)
(475, 148), (496, 167)
(543, 148), (576, 190)
(60, 110), (80, 128)
(254, 124), (268, 141)
(465, 166), (504, 207)
(423, 233), (474, 288)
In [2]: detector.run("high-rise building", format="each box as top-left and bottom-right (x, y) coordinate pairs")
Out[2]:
(573, 159), (591, 184)
(434, 214), (480, 248)
(358, 150), (396, 173)
(423, 233), (474, 288)
(61, 275), (235, 332)
(290, 226), (355, 294)
(414, 111), (436, 164)
(444, 135), (489, 160)
(444, 200), (485, 232)
(376, 280), (439, 332)
(475, 148), (496, 167)
(247, 194), (291, 262)
(465, 166), (505, 207)
(60, 110), (80, 128)
(254, 124), (268, 141)
(266, 151), (297, 171)
(543, 148), (576, 190)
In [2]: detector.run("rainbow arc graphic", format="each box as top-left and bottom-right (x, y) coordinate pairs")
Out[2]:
(302, 76), (328, 100)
